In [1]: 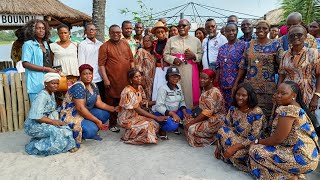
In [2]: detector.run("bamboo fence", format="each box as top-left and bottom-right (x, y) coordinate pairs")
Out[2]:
(0, 72), (30, 132)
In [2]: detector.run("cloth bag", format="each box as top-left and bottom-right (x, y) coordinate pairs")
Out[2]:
(58, 75), (68, 91)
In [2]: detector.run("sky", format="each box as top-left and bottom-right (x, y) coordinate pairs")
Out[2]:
(60, 0), (281, 27)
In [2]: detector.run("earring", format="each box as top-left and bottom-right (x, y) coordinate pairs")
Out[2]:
(130, 81), (132, 84)
(292, 97), (295, 100)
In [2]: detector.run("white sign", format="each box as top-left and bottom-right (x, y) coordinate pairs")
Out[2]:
(190, 22), (205, 31)
(0, 14), (44, 26)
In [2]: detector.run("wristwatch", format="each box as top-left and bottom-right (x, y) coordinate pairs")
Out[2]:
(254, 139), (259, 144)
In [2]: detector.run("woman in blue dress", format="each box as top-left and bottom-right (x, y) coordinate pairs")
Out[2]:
(61, 64), (118, 145)
(24, 73), (76, 156)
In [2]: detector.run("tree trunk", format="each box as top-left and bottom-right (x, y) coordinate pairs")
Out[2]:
(92, 0), (106, 42)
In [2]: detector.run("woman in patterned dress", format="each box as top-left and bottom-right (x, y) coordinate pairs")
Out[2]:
(216, 23), (247, 109)
(279, 25), (320, 109)
(60, 64), (117, 145)
(215, 83), (266, 172)
(279, 25), (320, 133)
(233, 20), (283, 121)
(184, 69), (226, 147)
(118, 69), (167, 144)
(134, 35), (156, 100)
(308, 20), (320, 50)
(24, 73), (76, 156)
(249, 81), (319, 180)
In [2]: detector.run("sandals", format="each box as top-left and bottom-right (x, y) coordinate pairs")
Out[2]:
(109, 126), (120, 133)
(69, 148), (79, 153)
(159, 131), (169, 140)
(173, 129), (181, 135)
(159, 135), (169, 140)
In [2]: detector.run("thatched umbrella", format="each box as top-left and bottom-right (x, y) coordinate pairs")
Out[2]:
(263, 8), (284, 26)
(0, 0), (92, 29)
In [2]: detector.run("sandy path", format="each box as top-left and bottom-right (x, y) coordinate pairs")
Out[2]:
(0, 129), (319, 180)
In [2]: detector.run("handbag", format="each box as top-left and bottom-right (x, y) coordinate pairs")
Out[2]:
(58, 75), (68, 91)
(192, 106), (203, 118)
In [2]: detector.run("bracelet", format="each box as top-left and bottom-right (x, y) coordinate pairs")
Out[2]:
(113, 106), (116, 112)
(254, 139), (259, 144)
(42, 66), (45, 72)
(146, 101), (149, 108)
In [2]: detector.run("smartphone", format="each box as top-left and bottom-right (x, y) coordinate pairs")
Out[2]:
(52, 65), (62, 70)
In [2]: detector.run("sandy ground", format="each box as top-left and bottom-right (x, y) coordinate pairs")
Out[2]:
(0, 129), (319, 180)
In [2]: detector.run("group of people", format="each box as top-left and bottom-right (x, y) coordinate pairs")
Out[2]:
(19, 11), (320, 179)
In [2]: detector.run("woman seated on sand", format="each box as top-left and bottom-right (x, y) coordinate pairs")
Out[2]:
(154, 67), (193, 140)
(215, 83), (266, 172)
(249, 81), (319, 180)
(118, 68), (167, 144)
(60, 64), (117, 146)
(184, 69), (226, 147)
(24, 73), (77, 156)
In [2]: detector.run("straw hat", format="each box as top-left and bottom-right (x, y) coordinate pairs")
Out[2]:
(151, 21), (168, 34)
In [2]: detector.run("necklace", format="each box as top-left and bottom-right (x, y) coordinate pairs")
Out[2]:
(240, 107), (250, 112)
(223, 43), (235, 63)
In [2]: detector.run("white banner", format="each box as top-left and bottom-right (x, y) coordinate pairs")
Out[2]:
(0, 14), (44, 26)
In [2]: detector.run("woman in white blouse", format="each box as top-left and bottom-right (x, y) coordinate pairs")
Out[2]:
(50, 24), (79, 85)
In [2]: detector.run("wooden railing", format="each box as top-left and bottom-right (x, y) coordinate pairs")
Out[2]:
(0, 72), (30, 132)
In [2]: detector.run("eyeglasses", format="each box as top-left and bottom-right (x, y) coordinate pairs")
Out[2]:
(178, 24), (188, 28)
(289, 33), (304, 39)
(87, 28), (97, 31)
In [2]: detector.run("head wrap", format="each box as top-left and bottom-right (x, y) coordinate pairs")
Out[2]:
(79, 64), (93, 74)
(201, 69), (221, 90)
(279, 25), (288, 36)
(44, 73), (61, 83)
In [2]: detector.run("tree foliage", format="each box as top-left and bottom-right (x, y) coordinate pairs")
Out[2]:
(281, 0), (320, 24)
(0, 31), (16, 42)
(119, 0), (155, 27)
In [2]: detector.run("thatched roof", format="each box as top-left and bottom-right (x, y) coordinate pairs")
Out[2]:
(0, 0), (92, 29)
(263, 8), (284, 26)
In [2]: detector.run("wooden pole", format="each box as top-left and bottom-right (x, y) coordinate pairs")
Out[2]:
(15, 73), (24, 129)
(0, 73), (6, 132)
(10, 73), (18, 131)
(21, 73), (30, 118)
(3, 73), (13, 132)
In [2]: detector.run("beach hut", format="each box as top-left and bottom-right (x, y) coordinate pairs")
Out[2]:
(0, 0), (92, 132)
(263, 8), (284, 26)
(0, 0), (92, 30)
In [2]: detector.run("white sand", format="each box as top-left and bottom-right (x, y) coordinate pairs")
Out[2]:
(0, 129), (319, 180)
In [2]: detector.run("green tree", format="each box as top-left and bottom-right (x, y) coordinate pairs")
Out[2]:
(281, 0), (320, 24)
(119, 0), (155, 27)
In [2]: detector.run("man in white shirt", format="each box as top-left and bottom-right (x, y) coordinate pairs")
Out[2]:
(78, 23), (104, 97)
(202, 18), (228, 71)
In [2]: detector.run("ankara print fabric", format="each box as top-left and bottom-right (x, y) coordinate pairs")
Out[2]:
(118, 85), (159, 144)
(249, 105), (319, 179)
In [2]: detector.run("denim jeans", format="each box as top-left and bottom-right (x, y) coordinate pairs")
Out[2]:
(81, 108), (110, 139)
(154, 108), (192, 132)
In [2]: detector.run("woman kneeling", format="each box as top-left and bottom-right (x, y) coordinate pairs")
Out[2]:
(215, 83), (266, 172)
(24, 73), (76, 156)
(61, 64), (117, 145)
(118, 69), (167, 144)
(184, 69), (226, 147)
(154, 67), (192, 139)
(249, 81), (319, 180)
